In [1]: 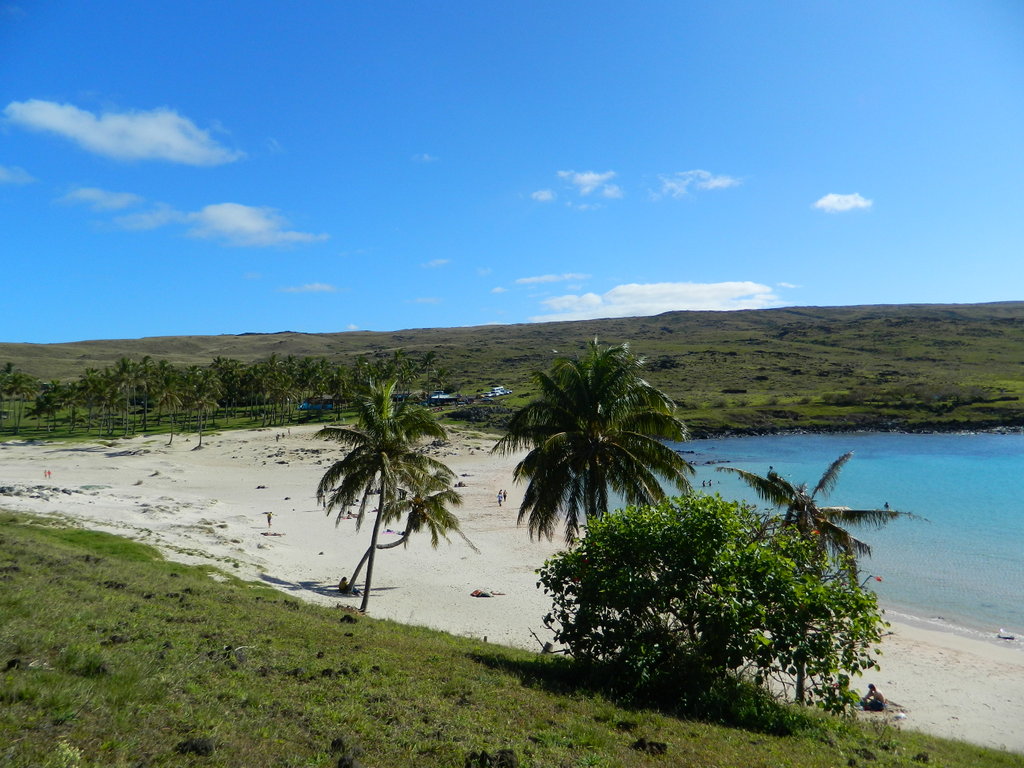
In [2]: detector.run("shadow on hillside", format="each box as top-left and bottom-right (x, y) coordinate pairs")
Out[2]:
(469, 650), (591, 699)
(468, 650), (810, 736)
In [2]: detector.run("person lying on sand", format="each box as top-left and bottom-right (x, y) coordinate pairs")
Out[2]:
(861, 683), (887, 711)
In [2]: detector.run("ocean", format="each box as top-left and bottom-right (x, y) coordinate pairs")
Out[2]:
(672, 432), (1024, 643)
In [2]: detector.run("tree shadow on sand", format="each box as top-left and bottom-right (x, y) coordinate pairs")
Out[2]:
(257, 572), (398, 600)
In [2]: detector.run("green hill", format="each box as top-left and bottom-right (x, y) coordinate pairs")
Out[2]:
(4, 302), (1024, 434)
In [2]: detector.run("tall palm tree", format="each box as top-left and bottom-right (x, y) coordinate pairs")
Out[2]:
(493, 340), (693, 542)
(113, 357), (141, 437)
(4, 371), (39, 435)
(315, 379), (454, 612)
(717, 452), (910, 570)
(180, 366), (221, 447)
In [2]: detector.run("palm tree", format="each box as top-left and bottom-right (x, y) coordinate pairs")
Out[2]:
(112, 357), (141, 436)
(493, 340), (693, 542)
(717, 452), (910, 569)
(315, 379), (455, 612)
(341, 467), (470, 595)
(180, 366), (222, 447)
(717, 452), (910, 704)
(4, 371), (39, 435)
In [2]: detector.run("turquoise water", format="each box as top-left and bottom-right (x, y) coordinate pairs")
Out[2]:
(672, 432), (1024, 639)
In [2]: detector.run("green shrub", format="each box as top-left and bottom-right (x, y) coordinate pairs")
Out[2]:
(537, 495), (884, 724)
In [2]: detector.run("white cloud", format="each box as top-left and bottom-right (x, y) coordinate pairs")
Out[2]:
(423, 258), (450, 268)
(0, 164), (34, 184)
(777, 281), (799, 289)
(244, 272), (262, 280)
(557, 169), (618, 197)
(491, 286), (507, 293)
(113, 203), (182, 230)
(346, 323), (359, 330)
(813, 193), (872, 213)
(412, 153), (437, 163)
(278, 283), (336, 293)
(61, 186), (143, 211)
(654, 170), (741, 199)
(476, 267), (493, 276)
(531, 189), (555, 202)
(530, 281), (784, 322)
(601, 184), (623, 199)
(186, 203), (328, 247)
(4, 99), (243, 165)
(111, 200), (327, 246)
(516, 272), (590, 285)
(413, 297), (440, 304)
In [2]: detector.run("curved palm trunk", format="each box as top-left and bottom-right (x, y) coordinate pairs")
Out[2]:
(345, 528), (411, 591)
(359, 487), (389, 612)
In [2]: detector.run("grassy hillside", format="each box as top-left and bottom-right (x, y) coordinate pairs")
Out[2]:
(4, 302), (1024, 434)
(2, 511), (1020, 768)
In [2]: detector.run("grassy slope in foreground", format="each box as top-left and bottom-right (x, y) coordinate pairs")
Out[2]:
(2, 513), (1021, 768)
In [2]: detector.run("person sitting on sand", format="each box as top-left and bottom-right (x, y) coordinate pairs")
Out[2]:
(861, 683), (886, 711)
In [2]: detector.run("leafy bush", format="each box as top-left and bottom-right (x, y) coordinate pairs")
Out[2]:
(537, 495), (884, 721)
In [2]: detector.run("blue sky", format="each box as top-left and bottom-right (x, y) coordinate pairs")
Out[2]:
(2, 1), (1023, 344)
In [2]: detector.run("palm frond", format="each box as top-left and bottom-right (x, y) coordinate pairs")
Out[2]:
(812, 452), (854, 499)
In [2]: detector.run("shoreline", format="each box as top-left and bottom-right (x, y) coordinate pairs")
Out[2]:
(688, 423), (1024, 440)
(1, 425), (1022, 753)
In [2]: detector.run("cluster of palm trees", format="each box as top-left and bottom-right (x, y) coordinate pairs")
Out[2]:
(0, 349), (454, 439)
(491, 340), (907, 559)
(317, 340), (906, 618)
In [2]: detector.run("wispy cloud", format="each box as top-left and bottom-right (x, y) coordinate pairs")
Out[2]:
(4, 99), (243, 165)
(491, 286), (507, 293)
(113, 203), (182, 230)
(113, 201), (327, 246)
(345, 323), (359, 330)
(531, 189), (555, 202)
(186, 203), (328, 247)
(0, 164), (34, 184)
(423, 258), (450, 268)
(557, 170), (618, 197)
(412, 297), (440, 304)
(412, 153), (438, 163)
(278, 283), (336, 293)
(530, 281), (785, 322)
(812, 193), (872, 213)
(653, 170), (741, 199)
(61, 186), (143, 211)
(515, 272), (590, 285)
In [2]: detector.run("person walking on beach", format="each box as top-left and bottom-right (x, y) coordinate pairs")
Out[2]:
(497, 490), (503, 507)
(264, 511), (273, 528)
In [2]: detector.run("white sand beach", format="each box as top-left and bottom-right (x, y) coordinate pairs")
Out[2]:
(1, 424), (1021, 753)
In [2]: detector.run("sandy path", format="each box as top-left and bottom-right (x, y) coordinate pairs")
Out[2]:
(1, 425), (1021, 754)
